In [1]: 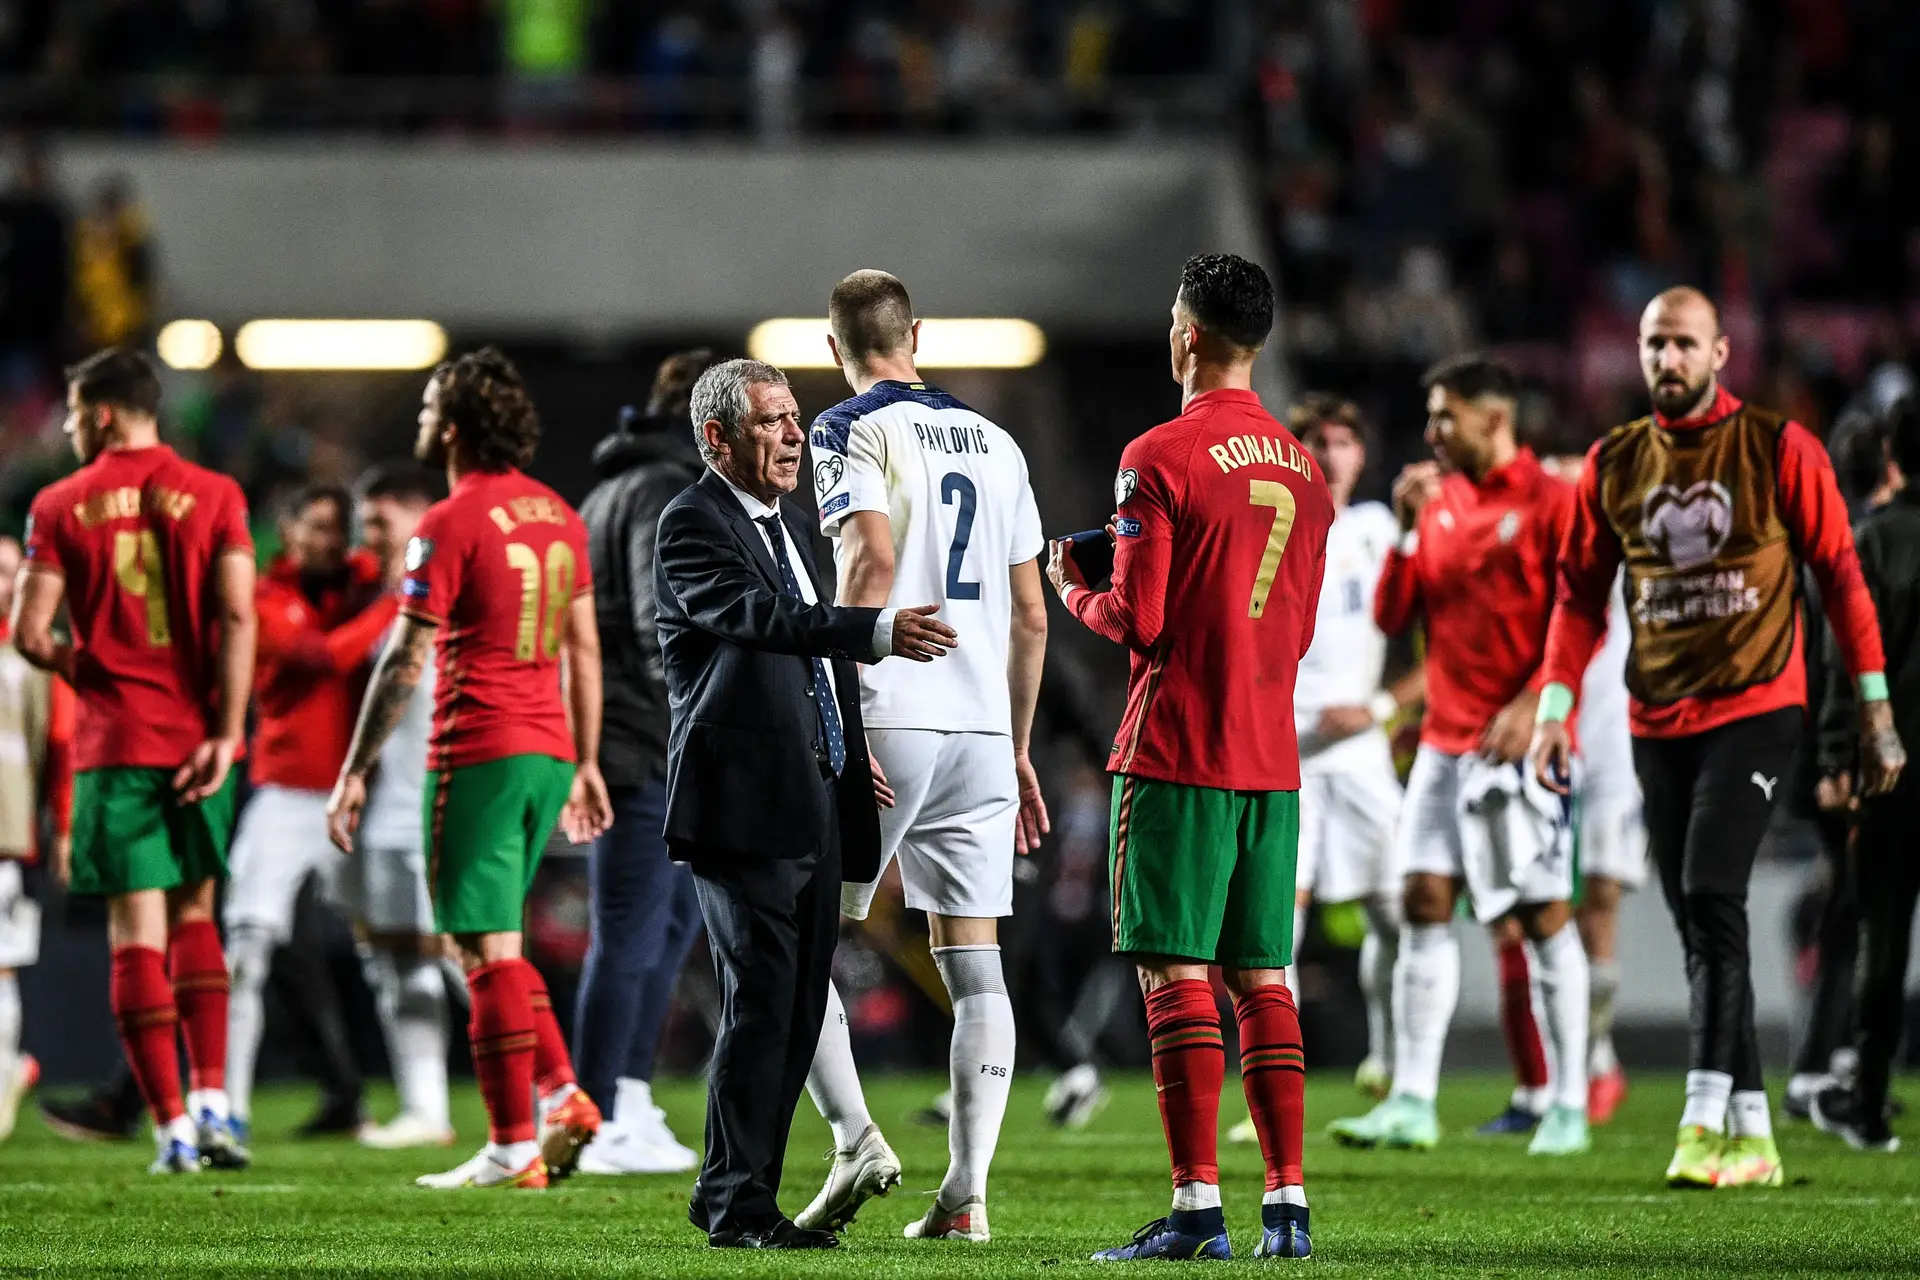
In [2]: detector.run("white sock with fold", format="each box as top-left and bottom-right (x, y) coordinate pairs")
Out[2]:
(933, 944), (1015, 1207)
(807, 980), (874, 1152)
(367, 950), (451, 1130)
(1681, 1069), (1733, 1132)
(0, 970), (19, 1084)
(223, 926), (274, 1124)
(613, 1077), (655, 1132)
(1528, 924), (1590, 1113)
(1728, 1089), (1773, 1139)
(1392, 922), (1459, 1103)
(1361, 896), (1400, 1068)
(1588, 958), (1620, 1077)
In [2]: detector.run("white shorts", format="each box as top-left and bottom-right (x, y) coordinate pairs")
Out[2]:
(842, 729), (1017, 921)
(0, 860), (39, 968)
(223, 785), (341, 942)
(348, 842), (436, 937)
(1398, 746), (1573, 923)
(1296, 767), (1402, 904)
(1578, 789), (1649, 890)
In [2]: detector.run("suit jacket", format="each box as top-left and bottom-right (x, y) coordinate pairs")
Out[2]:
(654, 467), (884, 881)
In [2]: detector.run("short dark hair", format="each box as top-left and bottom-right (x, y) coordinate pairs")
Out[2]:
(1420, 353), (1520, 403)
(1176, 254), (1274, 351)
(828, 270), (915, 365)
(1288, 392), (1369, 444)
(433, 347), (540, 472)
(66, 347), (161, 416)
(354, 460), (442, 506)
(281, 483), (351, 527)
(1886, 394), (1920, 479)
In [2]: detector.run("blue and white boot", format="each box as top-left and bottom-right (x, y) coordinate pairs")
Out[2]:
(149, 1116), (202, 1175)
(1092, 1210), (1231, 1262)
(1254, 1203), (1312, 1259)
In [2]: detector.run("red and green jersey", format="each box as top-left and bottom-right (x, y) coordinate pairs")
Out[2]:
(401, 468), (592, 771)
(22, 444), (252, 771)
(1067, 388), (1334, 791)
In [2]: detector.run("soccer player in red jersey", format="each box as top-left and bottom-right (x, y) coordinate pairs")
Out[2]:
(328, 348), (614, 1190)
(1530, 288), (1903, 1187)
(10, 348), (256, 1174)
(224, 485), (397, 1138)
(1328, 355), (1593, 1159)
(1049, 254), (1333, 1262)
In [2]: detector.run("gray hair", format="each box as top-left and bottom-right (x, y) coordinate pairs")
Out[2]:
(689, 358), (790, 465)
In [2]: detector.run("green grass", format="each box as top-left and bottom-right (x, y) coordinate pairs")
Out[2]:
(2, 1071), (1917, 1276)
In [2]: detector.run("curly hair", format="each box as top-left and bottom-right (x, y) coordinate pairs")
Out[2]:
(1177, 253), (1274, 351)
(433, 347), (541, 472)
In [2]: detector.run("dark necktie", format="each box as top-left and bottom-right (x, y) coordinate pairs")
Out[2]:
(756, 514), (846, 776)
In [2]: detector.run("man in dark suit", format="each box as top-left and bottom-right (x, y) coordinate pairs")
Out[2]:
(655, 357), (957, 1248)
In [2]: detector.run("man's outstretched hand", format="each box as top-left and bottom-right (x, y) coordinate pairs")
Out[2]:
(891, 605), (958, 661)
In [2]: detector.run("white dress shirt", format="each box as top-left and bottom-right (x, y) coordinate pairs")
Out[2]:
(716, 472), (896, 698)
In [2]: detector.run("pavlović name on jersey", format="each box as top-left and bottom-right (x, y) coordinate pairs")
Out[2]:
(487, 496), (569, 534)
(913, 421), (992, 456)
(1207, 435), (1314, 479)
(71, 484), (198, 528)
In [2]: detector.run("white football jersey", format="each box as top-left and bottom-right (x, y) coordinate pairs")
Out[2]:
(1295, 500), (1399, 775)
(362, 624), (436, 851)
(1578, 574), (1637, 802)
(812, 380), (1044, 735)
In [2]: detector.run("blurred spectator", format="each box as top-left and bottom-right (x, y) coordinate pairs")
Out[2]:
(0, 144), (68, 398)
(72, 175), (154, 351)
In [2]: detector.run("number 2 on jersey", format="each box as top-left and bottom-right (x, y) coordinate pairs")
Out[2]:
(113, 528), (172, 647)
(941, 472), (981, 601)
(505, 541), (575, 660)
(1246, 479), (1297, 618)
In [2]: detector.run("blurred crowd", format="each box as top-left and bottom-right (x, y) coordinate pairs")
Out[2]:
(0, 0), (1233, 135)
(1252, 0), (1920, 453)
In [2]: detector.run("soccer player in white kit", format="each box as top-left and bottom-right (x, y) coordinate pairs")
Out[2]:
(796, 271), (1050, 1243)
(348, 464), (456, 1149)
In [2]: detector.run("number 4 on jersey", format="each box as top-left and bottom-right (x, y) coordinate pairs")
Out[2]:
(1247, 479), (1297, 618)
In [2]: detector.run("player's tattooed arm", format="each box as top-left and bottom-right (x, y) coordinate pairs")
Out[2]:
(8, 565), (74, 682)
(343, 615), (435, 778)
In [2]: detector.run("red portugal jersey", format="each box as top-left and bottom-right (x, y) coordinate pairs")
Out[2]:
(22, 445), (252, 771)
(1067, 388), (1334, 791)
(1374, 448), (1576, 755)
(401, 469), (593, 772)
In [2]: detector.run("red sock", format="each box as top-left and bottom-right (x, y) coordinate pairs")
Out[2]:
(467, 960), (537, 1144)
(1498, 938), (1549, 1092)
(1145, 978), (1224, 1186)
(167, 919), (228, 1092)
(111, 945), (185, 1125)
(1235, 984), (1306, 1190)
(523, 962), (577, 1099)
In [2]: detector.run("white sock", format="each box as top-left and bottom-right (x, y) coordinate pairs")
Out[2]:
(933, 945), (1015, 1207)
(1728, 1090), (1773, 1140)
(1528, 924), (1590, 1112)
(1263, 1185), (1308, 1207)
(0, 970), (19, 1082)
(186, 1088), (231, 1121)
(613, 1076), (656, 1130)
(486, 1138), (539, 1168)
(366, 950), (451, 1130)
(807, 981), (874, 1152)
(1391, 922), (1459, 1102)
(1172, 1181), (1221, 1211)
(1680, 1069), (1733, 1132)
(1512, 1084), (1551, 1113)
(1360, 896), (1400, 1068)
(224, 926), (274, 1123)
(164, 1113), (197, 1147)
(1588, 958), (1620, 1077)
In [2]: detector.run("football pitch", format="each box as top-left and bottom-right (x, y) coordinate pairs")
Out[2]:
(2, 1072), (1916, 1277)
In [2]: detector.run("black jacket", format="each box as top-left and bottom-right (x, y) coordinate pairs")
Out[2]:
(580, 416), (703, 789)
(654, 468), (884, 881)
(1820, 489), (1920, 777)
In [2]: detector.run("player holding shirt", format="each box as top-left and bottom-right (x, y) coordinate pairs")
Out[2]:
(797, 270), (1050, 1243)
(1050, 254), (1332, 1262)
(1329, 355), (1592, 1159)
(11, 348), (256, 1174)
(328, 348), (614, 1190)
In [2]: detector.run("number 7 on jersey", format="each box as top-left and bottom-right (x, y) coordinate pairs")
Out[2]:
(1247, 479), (1297, 618)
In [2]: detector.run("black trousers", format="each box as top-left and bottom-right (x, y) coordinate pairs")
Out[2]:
(1851, 776), (1920, 1117)
(1792, 806), (1858, 1079)
(1633, 706), (1802, 1090)
(687, 836), (841, 1236)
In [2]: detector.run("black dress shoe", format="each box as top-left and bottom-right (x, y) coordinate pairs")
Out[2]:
(709, 1219), (839, 1250)
(296, 1094), (369, 1138)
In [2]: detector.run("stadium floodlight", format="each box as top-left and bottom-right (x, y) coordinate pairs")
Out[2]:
(156, 319), (223, 371)
(748, 318), (1047, 370)
(234, 320), (449, 371)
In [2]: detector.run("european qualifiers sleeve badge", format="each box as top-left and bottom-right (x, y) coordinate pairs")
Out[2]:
(1114, 467), (1138, 508)
(405, 536), (435, 572)
(815, 454), (845, 496)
